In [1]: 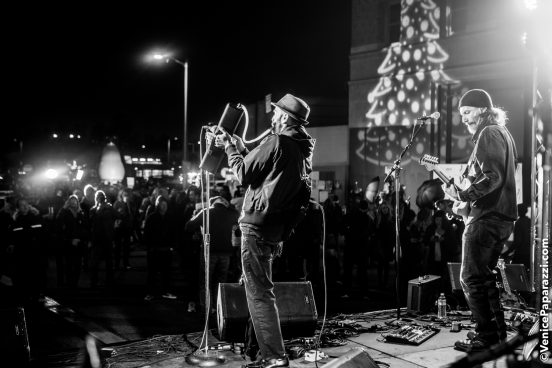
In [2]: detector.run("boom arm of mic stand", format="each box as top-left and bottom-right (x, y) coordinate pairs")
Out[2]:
(383, 119), (427, 183)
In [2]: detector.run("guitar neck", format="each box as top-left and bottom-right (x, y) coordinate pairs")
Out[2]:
(432, 167), (453, 186)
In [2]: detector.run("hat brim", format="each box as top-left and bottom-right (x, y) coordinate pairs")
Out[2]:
(271, 102), (309, 125)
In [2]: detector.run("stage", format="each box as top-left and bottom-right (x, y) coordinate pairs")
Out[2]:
(101, 308), (531, 368)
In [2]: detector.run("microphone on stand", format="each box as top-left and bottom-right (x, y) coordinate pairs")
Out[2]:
(417, 112), (440, 121)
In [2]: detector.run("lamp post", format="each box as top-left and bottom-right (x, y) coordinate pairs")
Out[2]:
(151, 53), (189, 166)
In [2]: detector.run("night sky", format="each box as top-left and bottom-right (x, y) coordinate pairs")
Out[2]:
(4, 2), (350, 158)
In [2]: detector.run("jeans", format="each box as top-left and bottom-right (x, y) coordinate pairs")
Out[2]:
(241, 226), (285, 360)
(460, 217), (514, 343)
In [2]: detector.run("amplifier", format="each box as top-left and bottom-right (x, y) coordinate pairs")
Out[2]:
(407, 275), (441, 313)
(217, 282), (318, 342)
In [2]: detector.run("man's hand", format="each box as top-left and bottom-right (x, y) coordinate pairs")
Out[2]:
(443, 183), (460, 201)
(209, 127), (245, 151)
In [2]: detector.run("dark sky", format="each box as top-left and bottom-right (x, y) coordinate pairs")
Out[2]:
(5, 2), (350, 153)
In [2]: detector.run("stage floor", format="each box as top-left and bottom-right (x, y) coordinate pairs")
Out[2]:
(103, 309), (522, 368)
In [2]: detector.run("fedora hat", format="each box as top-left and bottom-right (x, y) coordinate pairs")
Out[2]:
(271, 94), (310, 125)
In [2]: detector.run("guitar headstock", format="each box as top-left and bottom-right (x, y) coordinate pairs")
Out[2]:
(419, 154), (439, 171)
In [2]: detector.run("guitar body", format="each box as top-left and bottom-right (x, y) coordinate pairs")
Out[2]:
(419, 154), (470, 222)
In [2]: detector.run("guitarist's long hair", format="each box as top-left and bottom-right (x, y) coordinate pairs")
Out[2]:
(480, 106), (508, 126)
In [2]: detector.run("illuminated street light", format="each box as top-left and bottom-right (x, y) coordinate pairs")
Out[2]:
(52, 133), (58, 138)
(69, 134), (75, 139)
(148, 51), (189, 166)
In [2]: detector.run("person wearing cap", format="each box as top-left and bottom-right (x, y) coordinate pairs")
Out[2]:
(213, 94), (315, 368)
(444, 89), (517, 353)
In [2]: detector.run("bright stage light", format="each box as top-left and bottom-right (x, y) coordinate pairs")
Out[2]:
(45, 169), (58, 179)
(524, 0), (537, 10)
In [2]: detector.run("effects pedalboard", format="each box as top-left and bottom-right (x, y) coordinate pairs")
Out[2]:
(382, 324), (440, 345)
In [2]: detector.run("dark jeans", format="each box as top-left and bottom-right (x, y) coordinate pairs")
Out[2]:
(460, 217), (514, 343)
(241, 226), (285, 361)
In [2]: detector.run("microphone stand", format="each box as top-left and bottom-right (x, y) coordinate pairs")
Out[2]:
(186, 135), (225, 367)
(384, 118), (429, 320)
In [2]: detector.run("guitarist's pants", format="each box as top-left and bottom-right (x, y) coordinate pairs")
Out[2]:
(460, 217), (514, 343)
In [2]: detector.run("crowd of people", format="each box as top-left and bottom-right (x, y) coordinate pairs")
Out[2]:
(0, 173), (529, 312)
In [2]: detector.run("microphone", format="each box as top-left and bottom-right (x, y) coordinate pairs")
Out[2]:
(417, 112), (440, 121)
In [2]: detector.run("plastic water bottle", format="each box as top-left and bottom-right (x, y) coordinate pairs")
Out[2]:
(437, 293), (447, 319)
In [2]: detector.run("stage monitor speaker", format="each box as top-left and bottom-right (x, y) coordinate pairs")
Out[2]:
(407, 275), (441, 313)
(0, 307), (30, 365)
(323, 347), (379, 368)
(448, 262), (531, 292)
(217, 281), (317, 342)
(502, 263), (531, 292)
(199, 103), (244, 174)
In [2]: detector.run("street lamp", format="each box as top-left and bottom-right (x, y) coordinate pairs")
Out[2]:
(150, 53), (189, 166)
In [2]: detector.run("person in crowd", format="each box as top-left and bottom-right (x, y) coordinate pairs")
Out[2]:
(11, 197), (45, 304)
(376, 200), (394, 289)
(211, 93), (314, 368)
(283, 199), (323, 284)
(365, 178), (380, 266)
(0, 196), (17, 291)
(72, 188), (84, 203)
(89, 190), (118, 288)
(510, 203), (531, 269)
(56, 195), (88, 287)
(342, 198), (375, 298)
(435, 199), (463, 262)
(81, 184), (96, 219)
(185, 196), (239, 313)
(321, 194), (343, 288)
(113, 188), (134, 270)
(423, 210), (455, 288)
(143, 196), (177, 301)
(444, 89), (517, 352)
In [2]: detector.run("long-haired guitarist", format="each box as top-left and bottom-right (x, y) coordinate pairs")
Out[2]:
(444, 89), (518, 353)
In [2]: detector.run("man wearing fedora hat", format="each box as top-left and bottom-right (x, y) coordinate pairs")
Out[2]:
(214, 93), (315, 368)
(444, 89), (517, 353)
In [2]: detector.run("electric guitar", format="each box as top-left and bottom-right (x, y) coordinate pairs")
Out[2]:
(496, 258), (520, 307)
(419, 154), (470, 222)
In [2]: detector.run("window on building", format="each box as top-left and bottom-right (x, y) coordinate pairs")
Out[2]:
(449, 0), (498, 35)
(388, 2), (401, 43)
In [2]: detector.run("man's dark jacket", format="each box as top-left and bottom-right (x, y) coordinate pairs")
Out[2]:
(225, 125), (315, 241)
(459, 120), (517, 223)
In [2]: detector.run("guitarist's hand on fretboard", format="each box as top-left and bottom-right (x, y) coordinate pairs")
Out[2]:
(444, 182), (460, 201)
